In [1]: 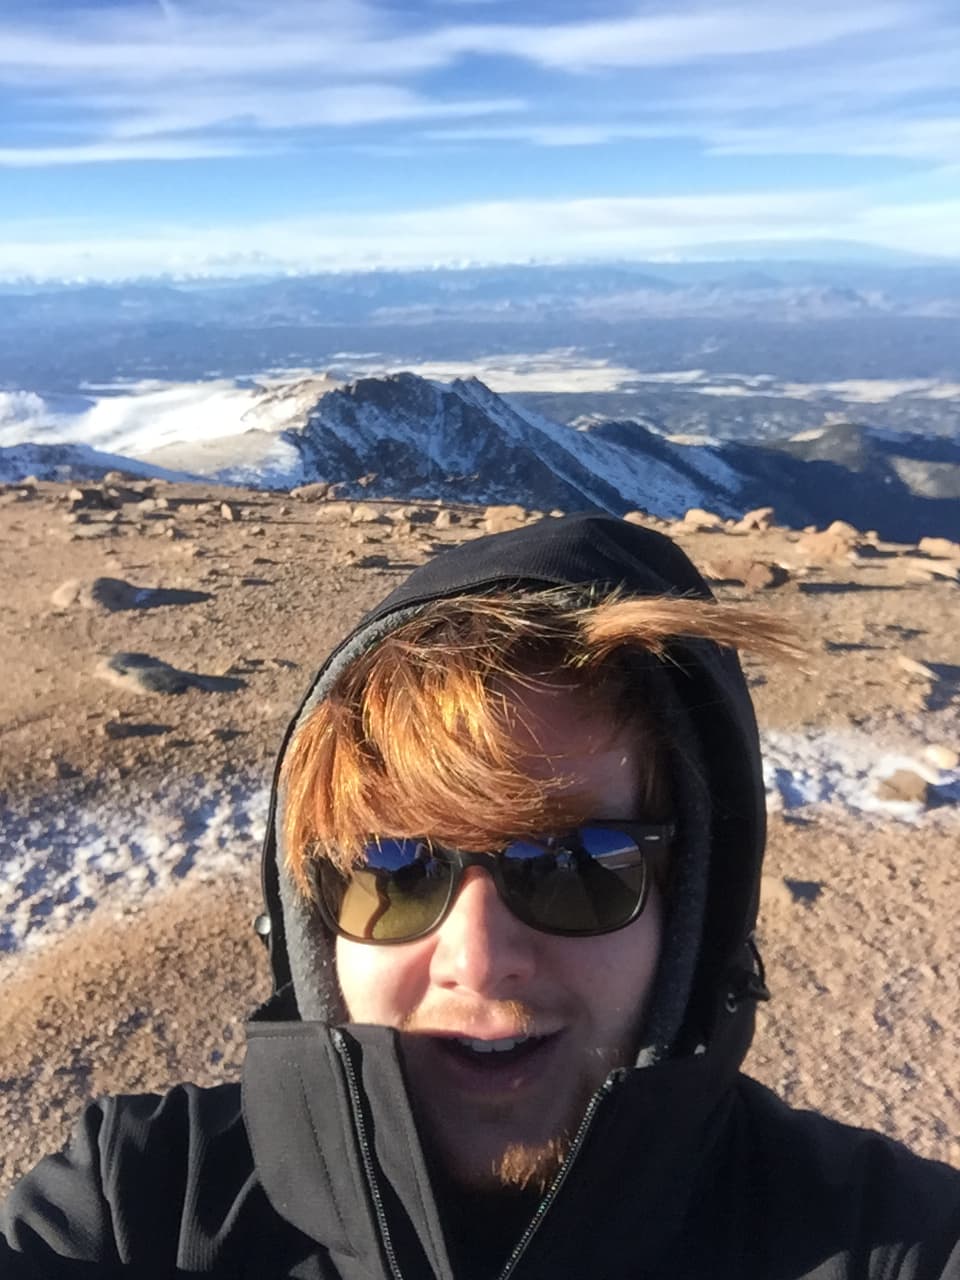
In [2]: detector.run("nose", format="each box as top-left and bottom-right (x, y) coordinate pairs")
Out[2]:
(429, 865), (538, 997)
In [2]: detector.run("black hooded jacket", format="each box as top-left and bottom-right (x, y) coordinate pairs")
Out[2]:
(2, 514), (959, 1279)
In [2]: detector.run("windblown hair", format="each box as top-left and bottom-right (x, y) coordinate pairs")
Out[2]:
(282, 589), (802, 894)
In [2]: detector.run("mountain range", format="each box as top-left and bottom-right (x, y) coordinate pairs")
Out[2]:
(3, 373), (957, 543)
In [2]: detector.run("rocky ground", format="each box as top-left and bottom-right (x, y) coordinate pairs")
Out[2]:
(0, 478), (958, 1193)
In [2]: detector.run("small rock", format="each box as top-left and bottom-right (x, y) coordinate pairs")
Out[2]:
(69, 523), (118, 541)
(923, 744), (959, 770)
(101, 720), (171, 740)
(622, 511), (648, 527)
(896, 654), (937, 681)
(356, 554), (391, 569)
(249, 525), (266, 537)
(48, 757), (81, 781)
(874, 769), (930, 806)
(434, 508), (459, 530)
(484, 504), (527, 535)
(220, 502), (239, 522)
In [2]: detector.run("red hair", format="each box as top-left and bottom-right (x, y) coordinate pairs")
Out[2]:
(281, 590), (801, 895)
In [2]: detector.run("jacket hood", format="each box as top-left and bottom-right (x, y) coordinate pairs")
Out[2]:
(257, 512), (769, 1056)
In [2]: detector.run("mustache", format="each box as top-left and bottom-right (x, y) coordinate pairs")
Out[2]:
(398, 998), (539, 1036)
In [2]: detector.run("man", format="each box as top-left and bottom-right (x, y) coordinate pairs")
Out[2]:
(2, 512), (959, 1278)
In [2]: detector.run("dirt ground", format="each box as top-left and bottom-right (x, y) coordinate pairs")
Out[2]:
(0, 481), (958, 1193)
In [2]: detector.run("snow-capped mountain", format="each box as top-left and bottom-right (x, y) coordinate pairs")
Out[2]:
(142, 372), (748, 517)
(3, 372), (958, 541)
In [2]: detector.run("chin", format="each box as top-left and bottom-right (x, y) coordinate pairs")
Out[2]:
(440, 1122), (574, 1195)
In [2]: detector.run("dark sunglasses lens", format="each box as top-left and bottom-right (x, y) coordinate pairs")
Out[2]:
(500, 827), (647, 933)
(318, 839), (453, 941)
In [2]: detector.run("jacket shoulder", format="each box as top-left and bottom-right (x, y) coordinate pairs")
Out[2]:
(1, 1082), (270, 1271)
(733, 1076), (960, 1278)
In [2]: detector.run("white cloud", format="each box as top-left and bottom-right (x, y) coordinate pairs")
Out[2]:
(0, 138), (266, 168)
(0, 0), (939, 167)
(439, 2), (914, 70)
(105, 85), (524, 139)
(708, 116), (960, 163)
(9, 185), (956, 280)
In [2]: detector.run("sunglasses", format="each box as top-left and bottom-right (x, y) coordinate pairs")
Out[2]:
(313, 821), (675, 944)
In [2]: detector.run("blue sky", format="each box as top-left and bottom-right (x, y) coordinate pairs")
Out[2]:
(2, 0), (960, 279)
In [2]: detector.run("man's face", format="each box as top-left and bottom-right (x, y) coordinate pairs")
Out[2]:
(335, 682), (664, 1192)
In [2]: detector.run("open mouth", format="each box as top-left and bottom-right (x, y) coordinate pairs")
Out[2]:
(436, 1032), (558, 1070)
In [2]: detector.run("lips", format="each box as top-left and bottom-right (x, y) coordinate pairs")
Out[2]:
(429, 1030), (562, 1094)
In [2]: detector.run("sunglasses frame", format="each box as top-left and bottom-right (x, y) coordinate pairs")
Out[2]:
(312, 820), (676, 944)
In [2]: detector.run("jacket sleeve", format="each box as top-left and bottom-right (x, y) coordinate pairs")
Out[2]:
(0, 1098), (124, 1273)
(1, 1084), (255, 1276)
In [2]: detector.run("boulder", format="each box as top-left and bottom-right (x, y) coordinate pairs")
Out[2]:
(484, 504), (527, 535)
(923, 744), (959, 771)
(682, 508), (724, 531)
(434, 508), (459, 530)
(290, 482), (335, 501)
(350, 503), (390, 525)
(735, 506), (776, 532)
(51, 577), (212, 612)
(796, 525), (860, 565)
(622, 511), (649, 527)
(917, 536), (960, 559)
(896, 654), (937, 682)
(219, 502), (239, 522)
(703, 557), (789, 591)
(313, 501), (353, 523)
(874, 769), (930, 806)
(67, 486), (111, 511)
(96, 652), (244, 695)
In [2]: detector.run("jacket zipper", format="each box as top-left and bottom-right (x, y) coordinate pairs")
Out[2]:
(494, 1072), (622, 1280)
(332, 1029), (406, 1280)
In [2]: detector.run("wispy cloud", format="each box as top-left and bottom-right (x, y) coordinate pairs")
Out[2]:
(103, 86), (523, 141)
(438, 2), (913, 70)
(0, 139), (268, 168)
(1, 0), (945, 165)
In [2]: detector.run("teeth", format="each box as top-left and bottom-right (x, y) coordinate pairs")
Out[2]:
(456, 1035), (530, 1054)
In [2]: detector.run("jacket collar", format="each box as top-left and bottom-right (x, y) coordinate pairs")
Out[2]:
(242, 999), (753, 1280)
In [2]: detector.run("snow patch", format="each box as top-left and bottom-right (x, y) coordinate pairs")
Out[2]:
(0, 778), (269, 956)
(3, 731), (958, 959)
(762, 729), (960, 820)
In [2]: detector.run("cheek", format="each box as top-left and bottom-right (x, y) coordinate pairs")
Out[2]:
(576, 883), (664, 1033)
(336, 936), (430, 1026)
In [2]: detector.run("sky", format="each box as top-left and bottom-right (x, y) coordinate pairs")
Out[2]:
(2, 0), (960, 279)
